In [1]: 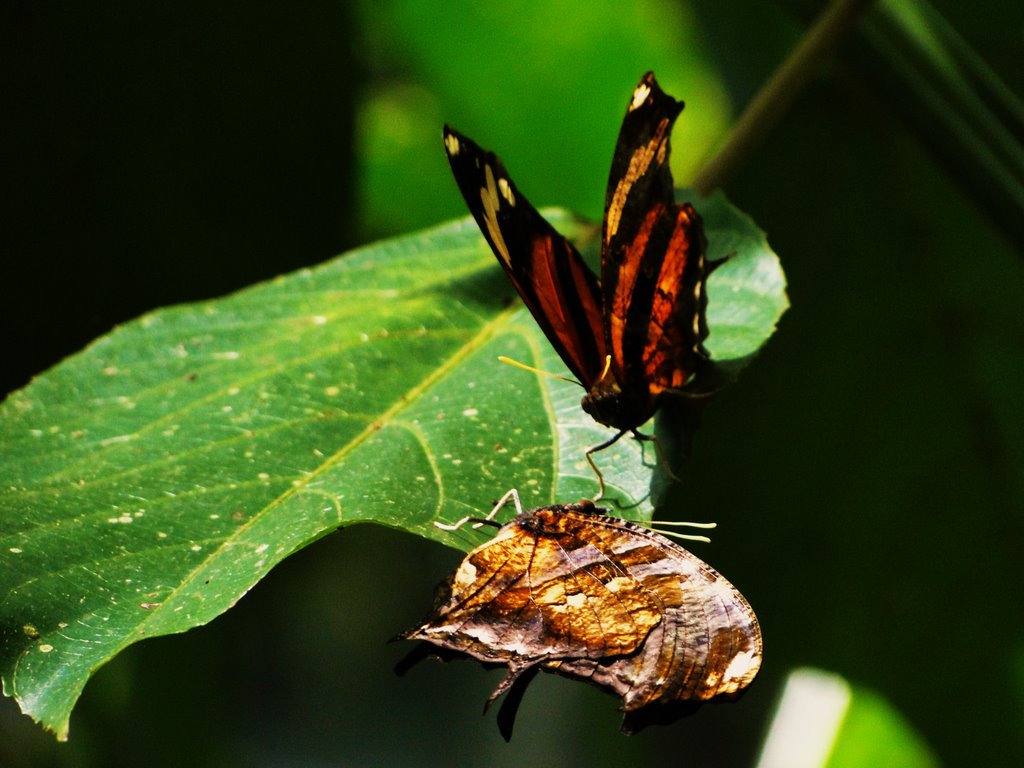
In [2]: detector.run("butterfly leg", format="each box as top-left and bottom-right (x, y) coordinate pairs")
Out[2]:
(491, 664), (541, 742)
(434, 488), (524, 531)
(585, 430), (628, 501)
(631, 429), (681, 484)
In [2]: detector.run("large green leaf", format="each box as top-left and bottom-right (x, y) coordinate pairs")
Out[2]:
(0, 196), (785, 738)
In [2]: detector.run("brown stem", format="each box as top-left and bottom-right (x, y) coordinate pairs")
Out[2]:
(692, 0), (877, 195)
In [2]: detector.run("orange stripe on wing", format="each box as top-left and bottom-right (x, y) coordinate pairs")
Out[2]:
(642, 204), (708, 395)
(606, 205), (664, 384)
(525, 234), (606, 387)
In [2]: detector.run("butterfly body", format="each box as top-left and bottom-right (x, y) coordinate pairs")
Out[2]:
(444, 73), (714, 471)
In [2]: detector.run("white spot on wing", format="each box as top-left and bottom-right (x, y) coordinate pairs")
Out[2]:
(722, 650), (759, 684)
(455, 560), (478, 583)
(566, 593), (587, 609)
(444, 132), (460, 156)
(630, 82), (652, 111)
(605, 576), (633, 593)
(498, 177), (515, 206)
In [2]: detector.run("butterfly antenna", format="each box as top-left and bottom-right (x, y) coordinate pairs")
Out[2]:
(648, 519), (717, 544)
(434, 488), (523, 531)
(497, 356), (583, 388)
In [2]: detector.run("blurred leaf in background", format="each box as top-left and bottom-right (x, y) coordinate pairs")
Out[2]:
(756, 668), (939, 768)
(355, 0), (733, 236)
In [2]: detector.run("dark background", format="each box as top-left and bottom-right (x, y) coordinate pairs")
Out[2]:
(2, 1), (1022, 765)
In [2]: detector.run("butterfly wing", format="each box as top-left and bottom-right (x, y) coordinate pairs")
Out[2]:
(601, 73), (712, 401)
(401, 504), (661, 664)
(399, 502), (761, 737)
(542, 512), (762, 733)
(443, 126), (607, 388)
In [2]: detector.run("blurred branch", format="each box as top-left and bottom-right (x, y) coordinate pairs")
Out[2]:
(696, 0), (1024, 252)
(854, 0), (1024, 250)
(692, 0), (876, 195)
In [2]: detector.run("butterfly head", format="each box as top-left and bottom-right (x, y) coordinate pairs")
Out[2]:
(580, 371), (655, 431)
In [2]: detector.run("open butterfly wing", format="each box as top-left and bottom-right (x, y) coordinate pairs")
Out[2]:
(443, 126), (607, 388)
(601, 73), (711, 399)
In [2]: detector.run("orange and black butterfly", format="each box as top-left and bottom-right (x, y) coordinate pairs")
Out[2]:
(444, 72), (715, 494)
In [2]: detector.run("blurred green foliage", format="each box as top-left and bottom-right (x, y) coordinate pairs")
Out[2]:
(828, 681), (940, 768)
(2, 0), (1022, 766)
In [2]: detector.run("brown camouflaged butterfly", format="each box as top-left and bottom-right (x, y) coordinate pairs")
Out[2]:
(444, 72), (715, 494)
(396, 491), (762, 739)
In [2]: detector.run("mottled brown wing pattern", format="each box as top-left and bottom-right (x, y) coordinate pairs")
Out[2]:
(542, 511), (761, 733)
(443, 126), (607, 388)
(601, 72), (713, 402)
(400, 502), (661, 665)
(399, 501), (761, 737)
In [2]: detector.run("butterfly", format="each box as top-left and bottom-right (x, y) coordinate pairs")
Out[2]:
(396, 490), (762, 739)
(444, 72), (716, 495)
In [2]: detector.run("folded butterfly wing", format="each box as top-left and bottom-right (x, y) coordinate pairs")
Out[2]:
(543, 517), (762, 733)
(400, 503), (661, 664)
